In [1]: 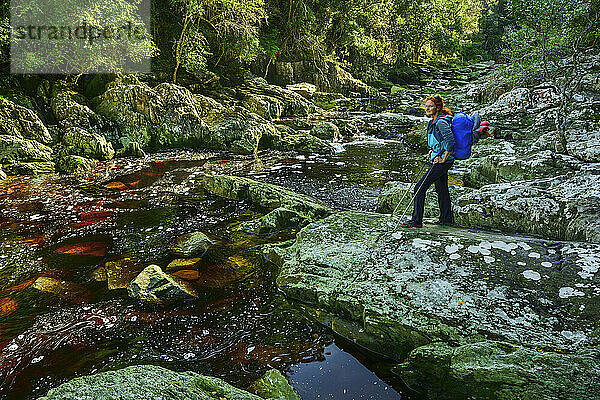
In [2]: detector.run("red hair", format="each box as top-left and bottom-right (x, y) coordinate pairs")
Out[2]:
(425, 95), (452, 116)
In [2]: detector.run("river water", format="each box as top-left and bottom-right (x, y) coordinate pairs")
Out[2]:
(0, 114), (432, 399)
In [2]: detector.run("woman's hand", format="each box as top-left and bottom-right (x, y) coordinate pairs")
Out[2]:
(433, 151), (450, 164)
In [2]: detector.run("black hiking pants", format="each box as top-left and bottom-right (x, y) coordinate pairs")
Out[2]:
(411, 161), (454, 224)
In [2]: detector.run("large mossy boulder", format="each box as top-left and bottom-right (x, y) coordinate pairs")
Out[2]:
(0, 136), (53, 165)
(38, 365), (263, 400)
(264, 210), (600, 400)
(0, 97), (52, 144)
(310, 121), (341, 142)
(2, 161), (55, 176)
(62, 126), (115, 160)
(261, 124), (334, 154)
(193, 174), (333, 232)
(203, 106), (277, 154)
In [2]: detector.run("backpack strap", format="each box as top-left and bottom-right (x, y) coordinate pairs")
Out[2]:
(432, 114), (452, 144)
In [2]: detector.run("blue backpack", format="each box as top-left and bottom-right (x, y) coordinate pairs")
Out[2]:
(435, 112), (480, 160)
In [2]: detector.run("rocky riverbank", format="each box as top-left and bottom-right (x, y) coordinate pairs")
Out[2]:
(3, 53), (600, 400)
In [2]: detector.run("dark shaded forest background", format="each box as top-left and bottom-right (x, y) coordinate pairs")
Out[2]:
(0, 0), (598, 88)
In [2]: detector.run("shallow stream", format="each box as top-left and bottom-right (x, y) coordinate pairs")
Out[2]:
(0, 123), (431, 399)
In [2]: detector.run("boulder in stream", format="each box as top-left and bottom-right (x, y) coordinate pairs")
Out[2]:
(310, 121), (341, 142)
(264, 211), (600, 400)
(192, 173), (333, 234)
(127, 265), (197, 302)
(249, 368), (302, 400)
(38, 364), (263, 400)
(170, 231), (213, 257)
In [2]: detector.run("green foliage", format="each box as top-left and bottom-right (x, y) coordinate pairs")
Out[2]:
(503, 0), (599, 83)
(10, 0), (158, 73)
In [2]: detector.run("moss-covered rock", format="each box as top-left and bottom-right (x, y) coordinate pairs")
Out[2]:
(38, 365), (263, 400)
(310, 121), (341, 142)
(2, 161), (55, 176)
(0, 135), (53, 164)
(170, 231), (213, 257)
(249, 369), (302, 400)
(196, 173), (333, 222)
(0, 97), (52, 144)
(62, 126), (115, 160)
(264, 210), (600, 399)
(395, 341), (600, 400)
(56, 154), (97, 174)
(262, 125), (334, 154)
(127, 265), (197, 302)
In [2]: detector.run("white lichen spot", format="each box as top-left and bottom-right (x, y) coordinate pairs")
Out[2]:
(479, 248), (491, 256)
(392, 232), (403, 240)
(491, 241), (519, 252)
(445, 244), (459, 254)
(467, 245), (480, 254)
(479, 241), (492, 250)
(528, 252), (541, 259)
(517, 261), (527, 266)
(450, 253), (461, 260)
(522, 270), (541, 281)
(7, 343), (18, 351)
(559, 287), (585, 298)
(560, 330), (587, 345)
(484, 256), (495, 264)
(541, 261), (552, 268)
(549, 249), (556, 254)
(518, 242), (532, 251)
(412, 238), (432, 250)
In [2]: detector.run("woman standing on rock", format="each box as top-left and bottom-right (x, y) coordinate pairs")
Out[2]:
(402, 95), (454, 228)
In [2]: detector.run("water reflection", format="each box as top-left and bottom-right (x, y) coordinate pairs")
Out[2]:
(0, 139), (423, 399)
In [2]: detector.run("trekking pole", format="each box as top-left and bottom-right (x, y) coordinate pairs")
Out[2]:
(392, 162), (434, 230)
(390, 161), (427, 216)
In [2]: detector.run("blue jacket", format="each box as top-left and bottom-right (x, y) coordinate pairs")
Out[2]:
(427, 114), (455, 162)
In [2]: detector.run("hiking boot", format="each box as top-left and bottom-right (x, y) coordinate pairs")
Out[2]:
(402, 220), (423, 228)
(433, 220), (454, 227)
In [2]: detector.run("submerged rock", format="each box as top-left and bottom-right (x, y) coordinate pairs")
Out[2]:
(170, 231), (213, 257)
(127, 265), (197, 302)
(192, 173), (333, 234)
(265, 211), (600, 400)
(38, 364), (263, 400)
(249, 368), (302, 400)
